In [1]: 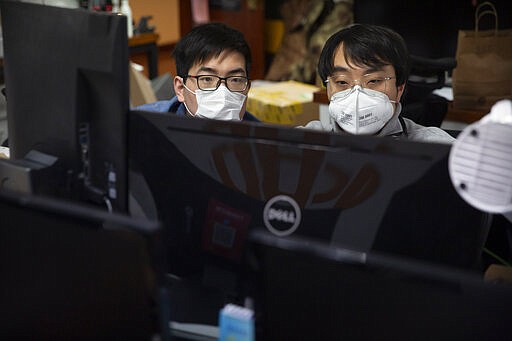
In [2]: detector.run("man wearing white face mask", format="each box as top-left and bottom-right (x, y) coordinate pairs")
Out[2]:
(303, 24), (454, 143)
(136, 23), (259, 122)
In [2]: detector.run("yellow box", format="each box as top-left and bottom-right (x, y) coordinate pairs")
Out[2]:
(247, 81), (320, 126)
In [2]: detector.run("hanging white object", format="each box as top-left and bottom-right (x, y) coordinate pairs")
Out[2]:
(449, 99), (512, 220)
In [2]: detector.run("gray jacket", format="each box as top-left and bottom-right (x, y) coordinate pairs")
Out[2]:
(302, 113), (455, 144)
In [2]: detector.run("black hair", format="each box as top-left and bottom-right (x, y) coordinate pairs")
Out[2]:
(317, 24), (410, 86)
(173, 22), (252, 78)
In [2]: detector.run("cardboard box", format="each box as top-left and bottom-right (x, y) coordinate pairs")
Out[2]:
(247, 80), (320, 126)
(129, 62), (157, 107)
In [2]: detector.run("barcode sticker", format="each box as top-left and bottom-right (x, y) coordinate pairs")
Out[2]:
(212, 223), (236, 248)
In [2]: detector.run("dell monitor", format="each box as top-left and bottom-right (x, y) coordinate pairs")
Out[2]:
(129, 110), (490, 325)
(0, 1), (129, 212)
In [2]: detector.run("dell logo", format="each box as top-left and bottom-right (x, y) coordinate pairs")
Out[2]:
(268, 208), (296, 224)
(263, 195), (301, 237)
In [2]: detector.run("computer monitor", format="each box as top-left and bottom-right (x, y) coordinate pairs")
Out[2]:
(129, 110), (490, 324)
(0, 188), (169, 340)
(0, 1), (129, 212)
(248, 229), (512, 340)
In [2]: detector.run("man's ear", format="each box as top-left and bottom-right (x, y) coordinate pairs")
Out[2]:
(174, 76), (185, 102)
(396, 82), (406, 102)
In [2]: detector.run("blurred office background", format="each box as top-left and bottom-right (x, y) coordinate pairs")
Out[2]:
(1, 0), (511, 141)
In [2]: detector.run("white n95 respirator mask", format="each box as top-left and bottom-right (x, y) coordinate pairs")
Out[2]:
(329, 86), (396, 135)
(185, 84), (246, 121)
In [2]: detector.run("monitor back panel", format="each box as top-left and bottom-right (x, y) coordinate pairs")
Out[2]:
(0, 189), (164, 340)
(1, 1), (129, 212)
(249, 230), (512, 341)
(129, 111), (488, 275)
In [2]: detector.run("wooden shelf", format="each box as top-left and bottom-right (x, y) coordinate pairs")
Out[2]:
(128, 32), (159, 47)
(445, 103), (488, 124)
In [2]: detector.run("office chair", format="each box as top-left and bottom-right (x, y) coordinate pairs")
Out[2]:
(402, 55), (457, 127)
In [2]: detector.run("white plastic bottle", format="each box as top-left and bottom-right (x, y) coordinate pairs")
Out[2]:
(112, 0), (120, 13)
(120, 0), (133, 38)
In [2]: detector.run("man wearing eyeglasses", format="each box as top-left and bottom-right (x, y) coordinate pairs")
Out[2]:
(136, 23), (259, 122)
(303, 24), (454, 143)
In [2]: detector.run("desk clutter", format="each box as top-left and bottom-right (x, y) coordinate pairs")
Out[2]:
(0, 146), (8, 159)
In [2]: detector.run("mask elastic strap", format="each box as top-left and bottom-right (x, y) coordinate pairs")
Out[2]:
(183, 101), (196, 117)
(181, 80), (197, 116)
(183, 83), (197, 95)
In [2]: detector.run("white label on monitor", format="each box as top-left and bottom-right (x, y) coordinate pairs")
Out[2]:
(212, 223), (236, 248)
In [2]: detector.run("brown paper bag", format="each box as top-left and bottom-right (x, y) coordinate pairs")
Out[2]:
(452, 2), (512, 111)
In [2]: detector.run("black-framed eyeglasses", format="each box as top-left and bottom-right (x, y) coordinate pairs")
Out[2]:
(186, 74), (249, 92)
